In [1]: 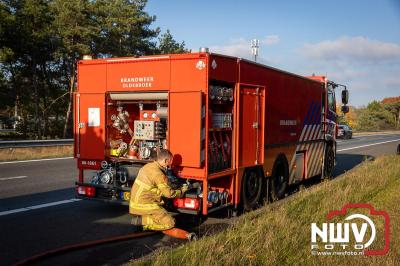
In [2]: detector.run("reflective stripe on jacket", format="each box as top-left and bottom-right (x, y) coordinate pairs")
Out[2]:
(129, 161), (183, 215)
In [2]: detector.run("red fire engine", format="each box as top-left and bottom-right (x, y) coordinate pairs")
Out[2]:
(74, 51), (349, 215)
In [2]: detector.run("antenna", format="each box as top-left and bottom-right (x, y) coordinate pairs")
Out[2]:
(251, 39), (260, 62)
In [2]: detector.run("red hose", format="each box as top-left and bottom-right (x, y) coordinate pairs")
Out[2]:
(212, 132), (220, 164)
(225, 133), (231, 158)
(13, 231), (157, 266)
(218, 131), (227, 162)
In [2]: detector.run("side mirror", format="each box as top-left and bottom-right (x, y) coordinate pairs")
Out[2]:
(341, 89), (349, 105)
(341, 105), (349, 114)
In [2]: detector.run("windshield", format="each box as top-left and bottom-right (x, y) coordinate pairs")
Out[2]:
(327, 90), (335, 111)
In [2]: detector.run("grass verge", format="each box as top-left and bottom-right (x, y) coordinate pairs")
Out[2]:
(134, 155), (400, 266)
(0, 145), (73, 162)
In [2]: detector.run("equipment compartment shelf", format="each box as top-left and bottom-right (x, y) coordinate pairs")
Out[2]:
(208, 169), (236, 180)
(209, 128), (232, 132)
(108, 157), (150, 164)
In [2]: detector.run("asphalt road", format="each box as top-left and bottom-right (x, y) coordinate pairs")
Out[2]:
(0, 133), (399, 265)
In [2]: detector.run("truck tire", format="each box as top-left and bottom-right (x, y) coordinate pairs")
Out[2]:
(241, 167), (263, 211)
(323, 145), (335, 179)
(270, 155), (289, 201)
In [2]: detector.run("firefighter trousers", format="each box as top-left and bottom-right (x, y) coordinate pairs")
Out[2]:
(140, 208), (175, 231)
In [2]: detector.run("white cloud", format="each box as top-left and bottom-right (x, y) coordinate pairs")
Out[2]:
(209, 38), (250, 58)
(302, 36), (400, 62)
(208, 35), (280, 60)
(203, 35), (399, 107)
(261, 35), (280, 45)
(298, 36), (400, 106)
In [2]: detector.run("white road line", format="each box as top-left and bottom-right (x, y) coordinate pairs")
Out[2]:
(0, 176), (27, 181)
(0, 157), (73, 165)
(27, 199), (81, 210)
(0, 208), (28, 216)
(0, 198), (81, 217)
(337, 139), (400, 152)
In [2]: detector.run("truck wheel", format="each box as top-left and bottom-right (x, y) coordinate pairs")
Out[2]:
(270, 155), (289, 201)
(323, 145), (335, 179)
(241, 168), (263, 211)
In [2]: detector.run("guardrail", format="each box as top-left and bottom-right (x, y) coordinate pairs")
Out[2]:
(0, 129), (16, 133)
(0, 139), (73, 149)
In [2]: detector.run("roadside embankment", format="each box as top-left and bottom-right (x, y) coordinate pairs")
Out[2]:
(134, 155), (400, 266)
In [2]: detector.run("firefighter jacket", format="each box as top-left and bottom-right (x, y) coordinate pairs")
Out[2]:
(129, 161), (183, 215)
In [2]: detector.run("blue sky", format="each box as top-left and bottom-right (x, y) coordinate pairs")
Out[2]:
(146, 0), (400, 107)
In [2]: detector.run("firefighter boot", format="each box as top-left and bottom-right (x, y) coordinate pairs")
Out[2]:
(131, 215), (143, 233)
(162, 228), (198, 241)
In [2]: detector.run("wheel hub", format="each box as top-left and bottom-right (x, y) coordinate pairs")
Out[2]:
(246, 172), (258, 198)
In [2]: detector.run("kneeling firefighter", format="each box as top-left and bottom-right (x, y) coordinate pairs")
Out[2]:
(129, 149), (197, 240)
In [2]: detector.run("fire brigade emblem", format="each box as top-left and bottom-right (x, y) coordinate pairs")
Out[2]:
(211, 59), (217, 69)
(196, 60), (206, 70)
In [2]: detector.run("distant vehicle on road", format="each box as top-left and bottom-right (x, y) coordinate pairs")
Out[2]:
(337, 124), (352, 139)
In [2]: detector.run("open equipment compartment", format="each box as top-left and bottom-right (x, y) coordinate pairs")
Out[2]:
(207, 80), (235, 174)
(84, 92), (169, 200)
(106, 92), (168, 162)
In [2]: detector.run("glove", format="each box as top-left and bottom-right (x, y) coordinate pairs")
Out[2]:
(181, 184), (189, 193)
(191, 182), (200, 189)
(181, 182), (201, 194)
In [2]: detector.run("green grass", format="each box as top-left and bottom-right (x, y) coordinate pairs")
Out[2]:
(133, 155), (400, 266)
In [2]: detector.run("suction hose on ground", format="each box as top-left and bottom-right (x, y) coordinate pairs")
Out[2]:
(162, 228), (198, 241)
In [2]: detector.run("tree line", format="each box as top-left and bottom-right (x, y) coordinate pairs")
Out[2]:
(338, 96), (400, 131)
(0, 0), (187, 139)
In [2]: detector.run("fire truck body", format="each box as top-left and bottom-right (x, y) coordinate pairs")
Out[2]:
(74, 52), (343, 215)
